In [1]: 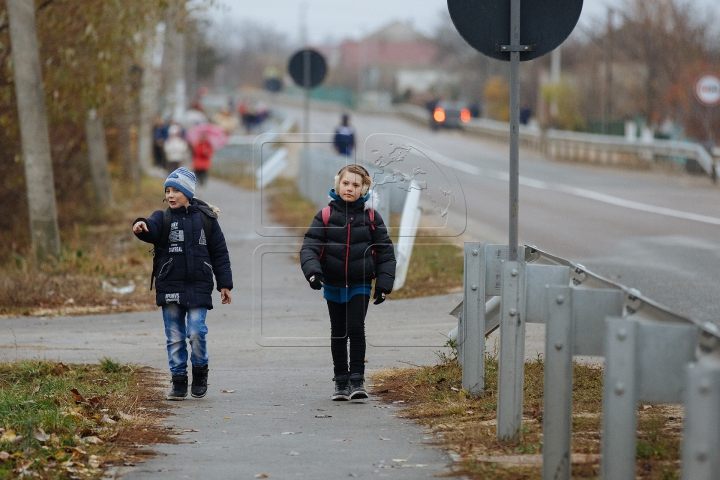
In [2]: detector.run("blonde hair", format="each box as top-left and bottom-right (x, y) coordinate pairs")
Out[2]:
(334, 164), (372, 196)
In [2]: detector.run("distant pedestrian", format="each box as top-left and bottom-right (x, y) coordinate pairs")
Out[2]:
(152, 115), (168, 168)
(300, 164), (396, 401)
(132, 167), (233, 400)
(333, 113), (355, 157)
(163, 124), (191, 173)
(192, 132), (214, 186)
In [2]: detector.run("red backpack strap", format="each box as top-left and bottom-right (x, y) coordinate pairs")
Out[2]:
(367, 209), (375, 231)
(318, 206), (331, 260)
(321, 206), (331, 228)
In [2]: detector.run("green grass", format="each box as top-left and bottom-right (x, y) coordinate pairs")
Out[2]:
(0, 359), (163, 479)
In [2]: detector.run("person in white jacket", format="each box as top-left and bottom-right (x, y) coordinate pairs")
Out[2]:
(164, 124), (191, 173)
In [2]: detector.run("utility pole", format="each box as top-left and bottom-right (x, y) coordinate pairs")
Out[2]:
(603, 8), (614, 134)
(6, 0), (61, 259)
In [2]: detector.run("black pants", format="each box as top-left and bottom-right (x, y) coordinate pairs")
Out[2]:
(327, 295), (369, 377)
(195, 169), (208, 186)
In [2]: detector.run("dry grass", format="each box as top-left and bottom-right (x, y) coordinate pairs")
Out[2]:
(370, 350), (682, 479)
(0, 359), (175, 479)
(0, 176), (165, 317)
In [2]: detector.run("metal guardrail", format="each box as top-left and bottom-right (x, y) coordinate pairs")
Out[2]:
(395, 104), (719, 177)
(450, 242), (720, 479)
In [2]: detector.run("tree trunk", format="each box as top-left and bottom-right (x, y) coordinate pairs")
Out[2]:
(6, 0), (61, 259)
(138, 23), (165, 174)
(85, 113), (114, 210)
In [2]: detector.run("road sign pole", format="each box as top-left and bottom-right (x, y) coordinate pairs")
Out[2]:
(509, 0), (520, 263)
(303, 49), (311, 133)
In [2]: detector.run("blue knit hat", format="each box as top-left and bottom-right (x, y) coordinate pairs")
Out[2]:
(165, 167), (196, 200)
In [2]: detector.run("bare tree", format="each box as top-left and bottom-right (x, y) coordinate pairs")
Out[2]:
(6, 0), (61, 259)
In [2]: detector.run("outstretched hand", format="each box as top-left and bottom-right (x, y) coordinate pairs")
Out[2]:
(132, 221), (148, 234)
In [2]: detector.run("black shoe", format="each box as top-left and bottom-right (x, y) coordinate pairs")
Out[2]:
(191, 365), (209, 398)
(348, 373), (368, 400)
(167, 374), (188, 400)
(332, 374), (350, 401)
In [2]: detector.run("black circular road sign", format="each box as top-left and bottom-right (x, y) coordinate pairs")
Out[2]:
(447, 0), (583, 62)
(288, 49), (327, 88)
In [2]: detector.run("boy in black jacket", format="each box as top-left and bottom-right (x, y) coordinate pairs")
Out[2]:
(133, 167), (233, 400)
(300, 164), (396, 400)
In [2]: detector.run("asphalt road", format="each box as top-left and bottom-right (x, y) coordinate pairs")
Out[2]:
(282, 103), (720, 325)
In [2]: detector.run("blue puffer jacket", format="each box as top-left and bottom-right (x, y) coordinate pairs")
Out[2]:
(133, 201), (233, 309)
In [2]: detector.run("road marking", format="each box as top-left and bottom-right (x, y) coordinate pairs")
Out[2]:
(433, 155), (720, 226)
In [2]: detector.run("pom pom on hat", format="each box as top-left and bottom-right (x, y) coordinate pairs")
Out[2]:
(165, 167), (196, 200)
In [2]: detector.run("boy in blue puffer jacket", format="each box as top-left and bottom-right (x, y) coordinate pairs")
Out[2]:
(132, 167), (233, 400)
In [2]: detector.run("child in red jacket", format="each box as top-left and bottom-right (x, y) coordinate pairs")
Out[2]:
(192, 132), (214, 186)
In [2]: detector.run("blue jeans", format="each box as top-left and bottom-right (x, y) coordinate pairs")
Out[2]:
(162, 305), (209, 376)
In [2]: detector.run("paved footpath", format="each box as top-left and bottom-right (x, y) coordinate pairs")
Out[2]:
(0, 178), (470, 479)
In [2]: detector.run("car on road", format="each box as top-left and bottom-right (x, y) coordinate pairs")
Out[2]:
(429, 101), (471, 130)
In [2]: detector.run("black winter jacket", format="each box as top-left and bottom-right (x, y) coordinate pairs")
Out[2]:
(134, 200), (233, 309)
(300, 191), (396, 293)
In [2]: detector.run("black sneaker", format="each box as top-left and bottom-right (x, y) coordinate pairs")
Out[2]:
(167, 374), (188, 400)
(348, 373), (368, 400)
(332, 374), (350, 401)
(191, 365), (209, 398)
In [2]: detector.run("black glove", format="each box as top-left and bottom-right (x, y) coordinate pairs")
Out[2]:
(373, 288), (387, 305)
(308, 274), (323, 290)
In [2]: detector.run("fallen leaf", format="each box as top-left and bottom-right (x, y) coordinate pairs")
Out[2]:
(0, 430), (16, 443)
(87, 396), (103, 408)
(221, 389), (236, 393)
(70, 388), (86, 404)
(393, 459), (408, 463)
(392, 400), (405, 404)
(33, 428), (50, 442)
(83, 436), (103, 445)
(281, 432), (299, 435)
(31, 385), (40, 394)
(181, 429), (199, 433)
(288, 451), (300, 456)
(254, 475), (268, 479)
(221, 430), (228, 434)
(102, 414), (116, 424)
(314, 415), (332, 418)
(224, 416), (230, 420)
(450, 387), (460, 392)
(118, 412), (133, 421)
(88, 455), (101, 469)
(0, 452), (10, 461)
(380, 436), (390, 441)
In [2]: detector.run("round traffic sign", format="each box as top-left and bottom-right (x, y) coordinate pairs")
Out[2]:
(288, 49), (327, 89)
(447, 0), (583, 62)
(695, 75), (720, 107)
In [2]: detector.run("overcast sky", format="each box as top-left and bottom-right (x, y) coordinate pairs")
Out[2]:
(211, 0), (720, 46)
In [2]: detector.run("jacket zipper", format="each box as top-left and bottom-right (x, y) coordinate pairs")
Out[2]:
(157, 258), (173, 278)
(204, 261), (213, 272)
(345, 222), (351, 287)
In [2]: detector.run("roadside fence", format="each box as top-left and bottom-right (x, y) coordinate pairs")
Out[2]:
(395, 103), (719, 178)
(449, 242), (720, 479)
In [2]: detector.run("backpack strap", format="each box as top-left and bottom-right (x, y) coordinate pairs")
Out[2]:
(321, 206), (331, 228)
(318, 206), (331, 260)
(367, 208), (375, 231)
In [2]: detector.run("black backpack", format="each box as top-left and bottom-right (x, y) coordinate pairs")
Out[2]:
(150, 199), (217, 290)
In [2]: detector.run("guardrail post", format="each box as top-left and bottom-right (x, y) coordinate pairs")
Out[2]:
(601, 317), (639, 480)
(497, 260), (525, 440)
(461, 242), (485, 394)
(542, 285), (573, 480)
(681, 345), (720, 479)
